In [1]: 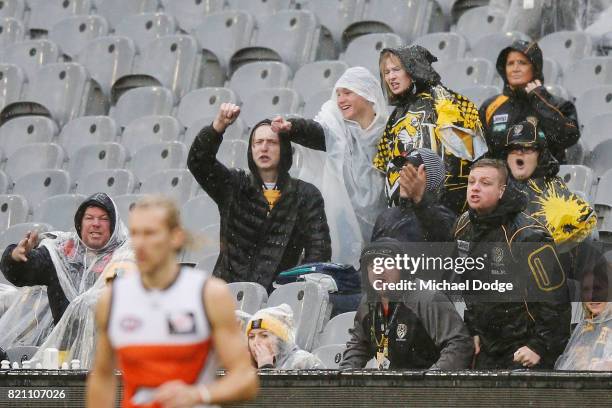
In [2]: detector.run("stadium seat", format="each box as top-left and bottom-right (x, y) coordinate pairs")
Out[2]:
(303, 88), (330, 119)
(0, 116), (58, 157)
(110, 86), (174, 129)
(229, 10), (320, 73)
(183, 116), (247, 147)
(438, 57), (495, 90)
(78, 36), (136, 98)
(195, 253), (218, 273)
(2, 39), (60, 81)
(342, 33), (402, 77)
(595, 170), (612, 226)
(225, 0), (291, 21)
(49, 15), (109, 59)
(0, 195), (28, 229)
(160, 0), (224, 33)
(216, 139), (248, 169)
(12, 170), (71, 207)
(114, 193), (145, 222)
(542, 58), (560, 85)
(181, 194), (220, 229)
(0, 0), (25, 20)
(562, 57), (612, 101)
(586, 140), (612, 177)
(317, 311), (355, 347)
(182, 223), (220, 264)
(539, 31), (594, 73)
(95, 0), (159, 28)
(240, 88), (301, 128)
(115, 12), (177, 52)
(5, 143), (64, 181)
(140, 169), (195, 204)
(227, 282), (268, 315)
(558, 165), (596, 200)
(32, 194), (86, 231)
(583, 113), (612, 150)
(28, 0), (92, 34)
(412, 32), (467, 63)
(0, 222), (52, 251)
(565, 138), (586, 165)
(128, 141), (188, 183)
(229, 61), (291, 102)
(177, 88), (239, 129)
(0, 170), (10, 194)
(5, 346), (38, 364)
(67, 142), (127, 186)
(0, 64), (24, 112)
(312, 344), (345, 369)
(544, 84), (570, 101)
(75, 168), (136, 196)
(575, 86), (612, 129)
(458, 85), (500, 108)
(293, 60), (348, 102)
(470, 31), (531, 65)
(121, 115), (182, 154)
(267, 281), (330, 351)
(455, 6), (505, 47)
(0, 17), (23, 48)
(59, 116), (118, 158)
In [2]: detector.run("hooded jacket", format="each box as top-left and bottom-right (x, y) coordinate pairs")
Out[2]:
(187, 122), (331, 291)
(340, 239), (474, 370)
(1, 193), (124, 323)
(453, 178), (571, 368)
(374, 45), (487, 215)
(479, 40), (580, 163)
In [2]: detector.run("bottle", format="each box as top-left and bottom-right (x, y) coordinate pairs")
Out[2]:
(1, 360), (10, 370)
(71, 359), (81, 370)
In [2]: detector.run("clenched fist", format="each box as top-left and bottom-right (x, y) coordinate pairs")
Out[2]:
(212, 103), (241, 134)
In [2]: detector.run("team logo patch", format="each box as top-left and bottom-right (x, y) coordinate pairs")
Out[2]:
(167, 311), (197, 335)
(396, 323), (407, 340)
(514, 124), (523, 135)
(120, 316), (143, 332)
(493, 114), (508, 124)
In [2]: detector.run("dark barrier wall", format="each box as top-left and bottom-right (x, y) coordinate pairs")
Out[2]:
(2, 370), (612, 407)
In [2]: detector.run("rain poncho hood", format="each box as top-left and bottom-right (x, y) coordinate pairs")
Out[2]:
(247, 119), (293, 188)
(496, 40), (545, 92)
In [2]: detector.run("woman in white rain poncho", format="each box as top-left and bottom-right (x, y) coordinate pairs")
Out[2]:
(272, 67), (388, 266)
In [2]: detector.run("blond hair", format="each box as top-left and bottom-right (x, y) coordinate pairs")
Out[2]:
(379, 51), (404, 104)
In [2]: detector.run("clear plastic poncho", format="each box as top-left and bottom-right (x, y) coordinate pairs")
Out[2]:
(0, 285), (52, 348)
(296, 67), (388, 267)
(0, 283), (17, 317)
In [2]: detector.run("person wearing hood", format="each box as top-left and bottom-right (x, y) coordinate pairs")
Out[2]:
(270, 67), (388, 266)
(0, 192), (129, 324)
(454, 158), (571, 369)
(187, 103), (332, 291)
(340, 238), (474, 370)
(479, 40), (580, 164)
(374, 45), (488, 215)
(245, 304), (324, 370)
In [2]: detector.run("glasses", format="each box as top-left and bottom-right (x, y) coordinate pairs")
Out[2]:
(509, 145), (537, 153)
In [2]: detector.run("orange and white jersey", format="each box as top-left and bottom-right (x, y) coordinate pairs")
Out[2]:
(108, 267), (217, 408)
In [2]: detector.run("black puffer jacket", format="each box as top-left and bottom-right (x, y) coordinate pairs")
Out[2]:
(479, 40), (580, 163)
(453, 179), (571, 368)
(187, 122), (331, 291)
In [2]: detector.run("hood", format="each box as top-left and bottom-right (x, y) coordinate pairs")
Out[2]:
(359, 237), (408, 298)
(496, 40), (544, 93)
(408, 148), (446, 194)
(74, 192), (117, 243)
(379, 45), (441, 105)
(247, 119), (293, 187)
(504, 119), (559, 179)
(469, 177), (528, 229)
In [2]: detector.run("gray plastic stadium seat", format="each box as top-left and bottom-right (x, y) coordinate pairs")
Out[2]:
(312, 344), (345, 369)
(539, 31), (594, 72)
(543, 58), (560, 85)
(115, 12), (177, 52)
(95, 0), (159, 28)
(438, 58), (495, 90)
(303, 88), (330, 119)
(229, 61), (291, 102)
(181, 193), (220, 229)
(583, 113), (612, 151)
(28, 0), (92, 33)
(293, 61), (348, 101)
(160, 0), (224, 33)
(140, 169), (195, 204)
(458, 85), (500, 109)
(595, 170), (612, 214)
(470, 31), (531, 65)
(586, 141), (612, 177)
(76, 168), (135, 196)
(5, 346), (38, 364)
(558, 165), (595, 200)
(0, 195), (28, 229)
(5, 143), (64, 181)
(0, 170), (10, 194)
(114, 193), (145, 222)
(59, 116), (118, 158)
(111, 86), (174, 129)
(0, 17), (23, 48)
(455, 6), (505, 47)
(230, 10), (320, 73)
(544, 85), (569, 101)
(217, 139), (248, 169)
(412, 32), (467, 63)
(562, 57), (612, 101)
(268, 281), (330, 351)
(0, 116), (58, 156)
(317, 311), (356, 347)
(227, 282), (268, 315)
(183, 116), (246, 148)
(177, 88), (239, 129)
(225, 0), (291, 21)
(68, 142), (127, 186)
(12, 170), (71, 207)
(128, 141), (187, 183)
(0, 64), (24, 111)
(195, 253), (217, 273)
(342, 33), (402, 77)
(0, 0), (25, 19)
(0, 222), (52, 252)
(78, 36), (136, 98)
(240, 88), (301, 128)
(49, 14), (109, 59)
(575, 86), (612, 129)
(32, 194), (86, 231)
(121, 115), (182, 154)
(182, 223), (220, 264)
(2, 39), (59, 81)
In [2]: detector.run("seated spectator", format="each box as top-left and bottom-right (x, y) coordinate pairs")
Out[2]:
(187, 104), (332, 291)
(371, 148), (456, 242)
(375, 45), (488, 215)
(479, 40), (579, 163)
(455, 159), (571, 369)
(245, 304), (324, 370)
(271, 67), (388, 266)
(340, 238), (474, 370)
